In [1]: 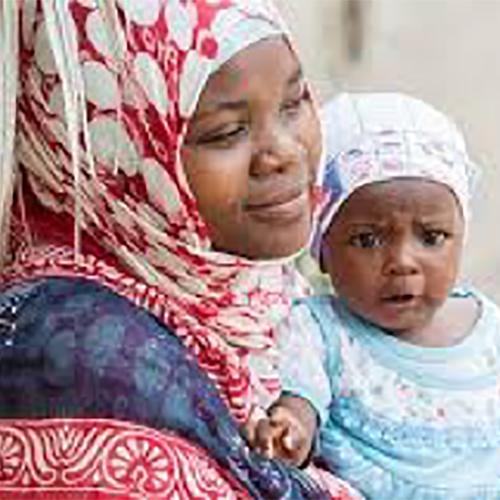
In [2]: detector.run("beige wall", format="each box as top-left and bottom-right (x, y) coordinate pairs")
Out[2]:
(277, 0), (500, 302)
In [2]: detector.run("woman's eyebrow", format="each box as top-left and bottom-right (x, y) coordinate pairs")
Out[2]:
(194, 67), (303, 121)
(193, 98), (247, 121)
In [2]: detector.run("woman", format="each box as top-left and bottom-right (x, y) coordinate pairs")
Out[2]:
(0, 0), (361, 498)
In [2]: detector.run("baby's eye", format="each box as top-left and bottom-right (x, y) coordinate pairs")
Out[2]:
(421, 230), (448, 247)
(349, 232), (382, 248)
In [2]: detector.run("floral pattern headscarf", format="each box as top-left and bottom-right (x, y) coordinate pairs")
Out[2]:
(2, 0), (320, 423)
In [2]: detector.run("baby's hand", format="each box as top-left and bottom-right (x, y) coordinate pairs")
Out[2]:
(244, 398), (316, 467)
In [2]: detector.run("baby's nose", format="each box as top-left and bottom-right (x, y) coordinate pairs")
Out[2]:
(383, 241), (420, 276)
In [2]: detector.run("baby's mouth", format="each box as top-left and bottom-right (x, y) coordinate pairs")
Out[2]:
(382, 294), (417, 304)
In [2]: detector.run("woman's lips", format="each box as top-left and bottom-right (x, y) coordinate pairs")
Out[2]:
(245, 189), (310, 223)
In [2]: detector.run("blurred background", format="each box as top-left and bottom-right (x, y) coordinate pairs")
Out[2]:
(276, 0), (500, 303)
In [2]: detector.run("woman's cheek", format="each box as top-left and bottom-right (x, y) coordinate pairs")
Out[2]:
(184, 145), (251, 218)
(300, 106), (322, 175)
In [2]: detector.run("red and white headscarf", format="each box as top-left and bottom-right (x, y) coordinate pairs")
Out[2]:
(0, 0), (320, 423)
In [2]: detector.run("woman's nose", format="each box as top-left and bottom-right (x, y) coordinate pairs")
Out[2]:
(250, 120), (302, 177)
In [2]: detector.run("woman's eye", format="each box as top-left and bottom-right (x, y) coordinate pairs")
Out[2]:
(198, 124), (248, 146)
(422, 230), (448, 247)
(280, 88), (309, 118)
(349, 232), (382, 248)
(281, 97), (303, 116)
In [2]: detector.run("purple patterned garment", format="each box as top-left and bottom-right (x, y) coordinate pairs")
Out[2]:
(0, 277), (329, 499)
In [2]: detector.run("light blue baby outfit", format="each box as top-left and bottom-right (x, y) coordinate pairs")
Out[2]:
(279, 288), (500, 500)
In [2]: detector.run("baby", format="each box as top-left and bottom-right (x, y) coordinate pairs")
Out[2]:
(246, 93), (500, 499)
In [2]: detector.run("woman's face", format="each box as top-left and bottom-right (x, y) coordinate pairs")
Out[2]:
(181, 36), (321, 259)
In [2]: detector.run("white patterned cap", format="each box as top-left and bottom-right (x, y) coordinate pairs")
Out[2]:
(312, 92), (479, 257)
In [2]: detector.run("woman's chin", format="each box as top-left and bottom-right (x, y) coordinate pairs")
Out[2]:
(210, 208), (312, 260)
(244, 224), (311, 260)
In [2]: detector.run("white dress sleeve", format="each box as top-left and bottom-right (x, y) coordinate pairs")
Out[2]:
(277, 300), (333, 424)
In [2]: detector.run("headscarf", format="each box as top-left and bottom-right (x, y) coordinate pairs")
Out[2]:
(1, 0), (319, 423)
(313, 92), (478, 257)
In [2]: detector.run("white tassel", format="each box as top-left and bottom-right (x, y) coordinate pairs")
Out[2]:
(0, 1), (20, 269)
(41, 0), (90, 258)
(40, 0), (126, 259)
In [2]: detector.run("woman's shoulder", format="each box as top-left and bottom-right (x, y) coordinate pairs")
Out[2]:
(0, 276), (180, 368)
(1, 276), (164, 326)
(1, 276), (118, 306)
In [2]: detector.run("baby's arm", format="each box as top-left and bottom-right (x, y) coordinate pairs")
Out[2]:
(244, 300), (333, 465)
(244, 395), (317, 467)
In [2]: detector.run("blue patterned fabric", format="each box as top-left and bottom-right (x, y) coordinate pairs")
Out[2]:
(0, 277), (328, 499)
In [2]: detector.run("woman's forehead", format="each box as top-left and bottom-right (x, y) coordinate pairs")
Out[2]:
(191, 37), (299, 115)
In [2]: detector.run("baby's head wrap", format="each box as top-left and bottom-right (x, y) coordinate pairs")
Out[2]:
(313, 92), (478, 258)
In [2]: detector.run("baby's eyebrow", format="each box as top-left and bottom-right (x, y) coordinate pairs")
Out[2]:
(415, 210), (457, 222)
(345, 221), (382, 230)
(416, 218), (454, 227)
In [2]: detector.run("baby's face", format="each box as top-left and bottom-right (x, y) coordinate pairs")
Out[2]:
(322, 179), (465, 335)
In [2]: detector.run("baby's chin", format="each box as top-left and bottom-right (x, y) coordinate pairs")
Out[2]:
(353, 307), (432, 339)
